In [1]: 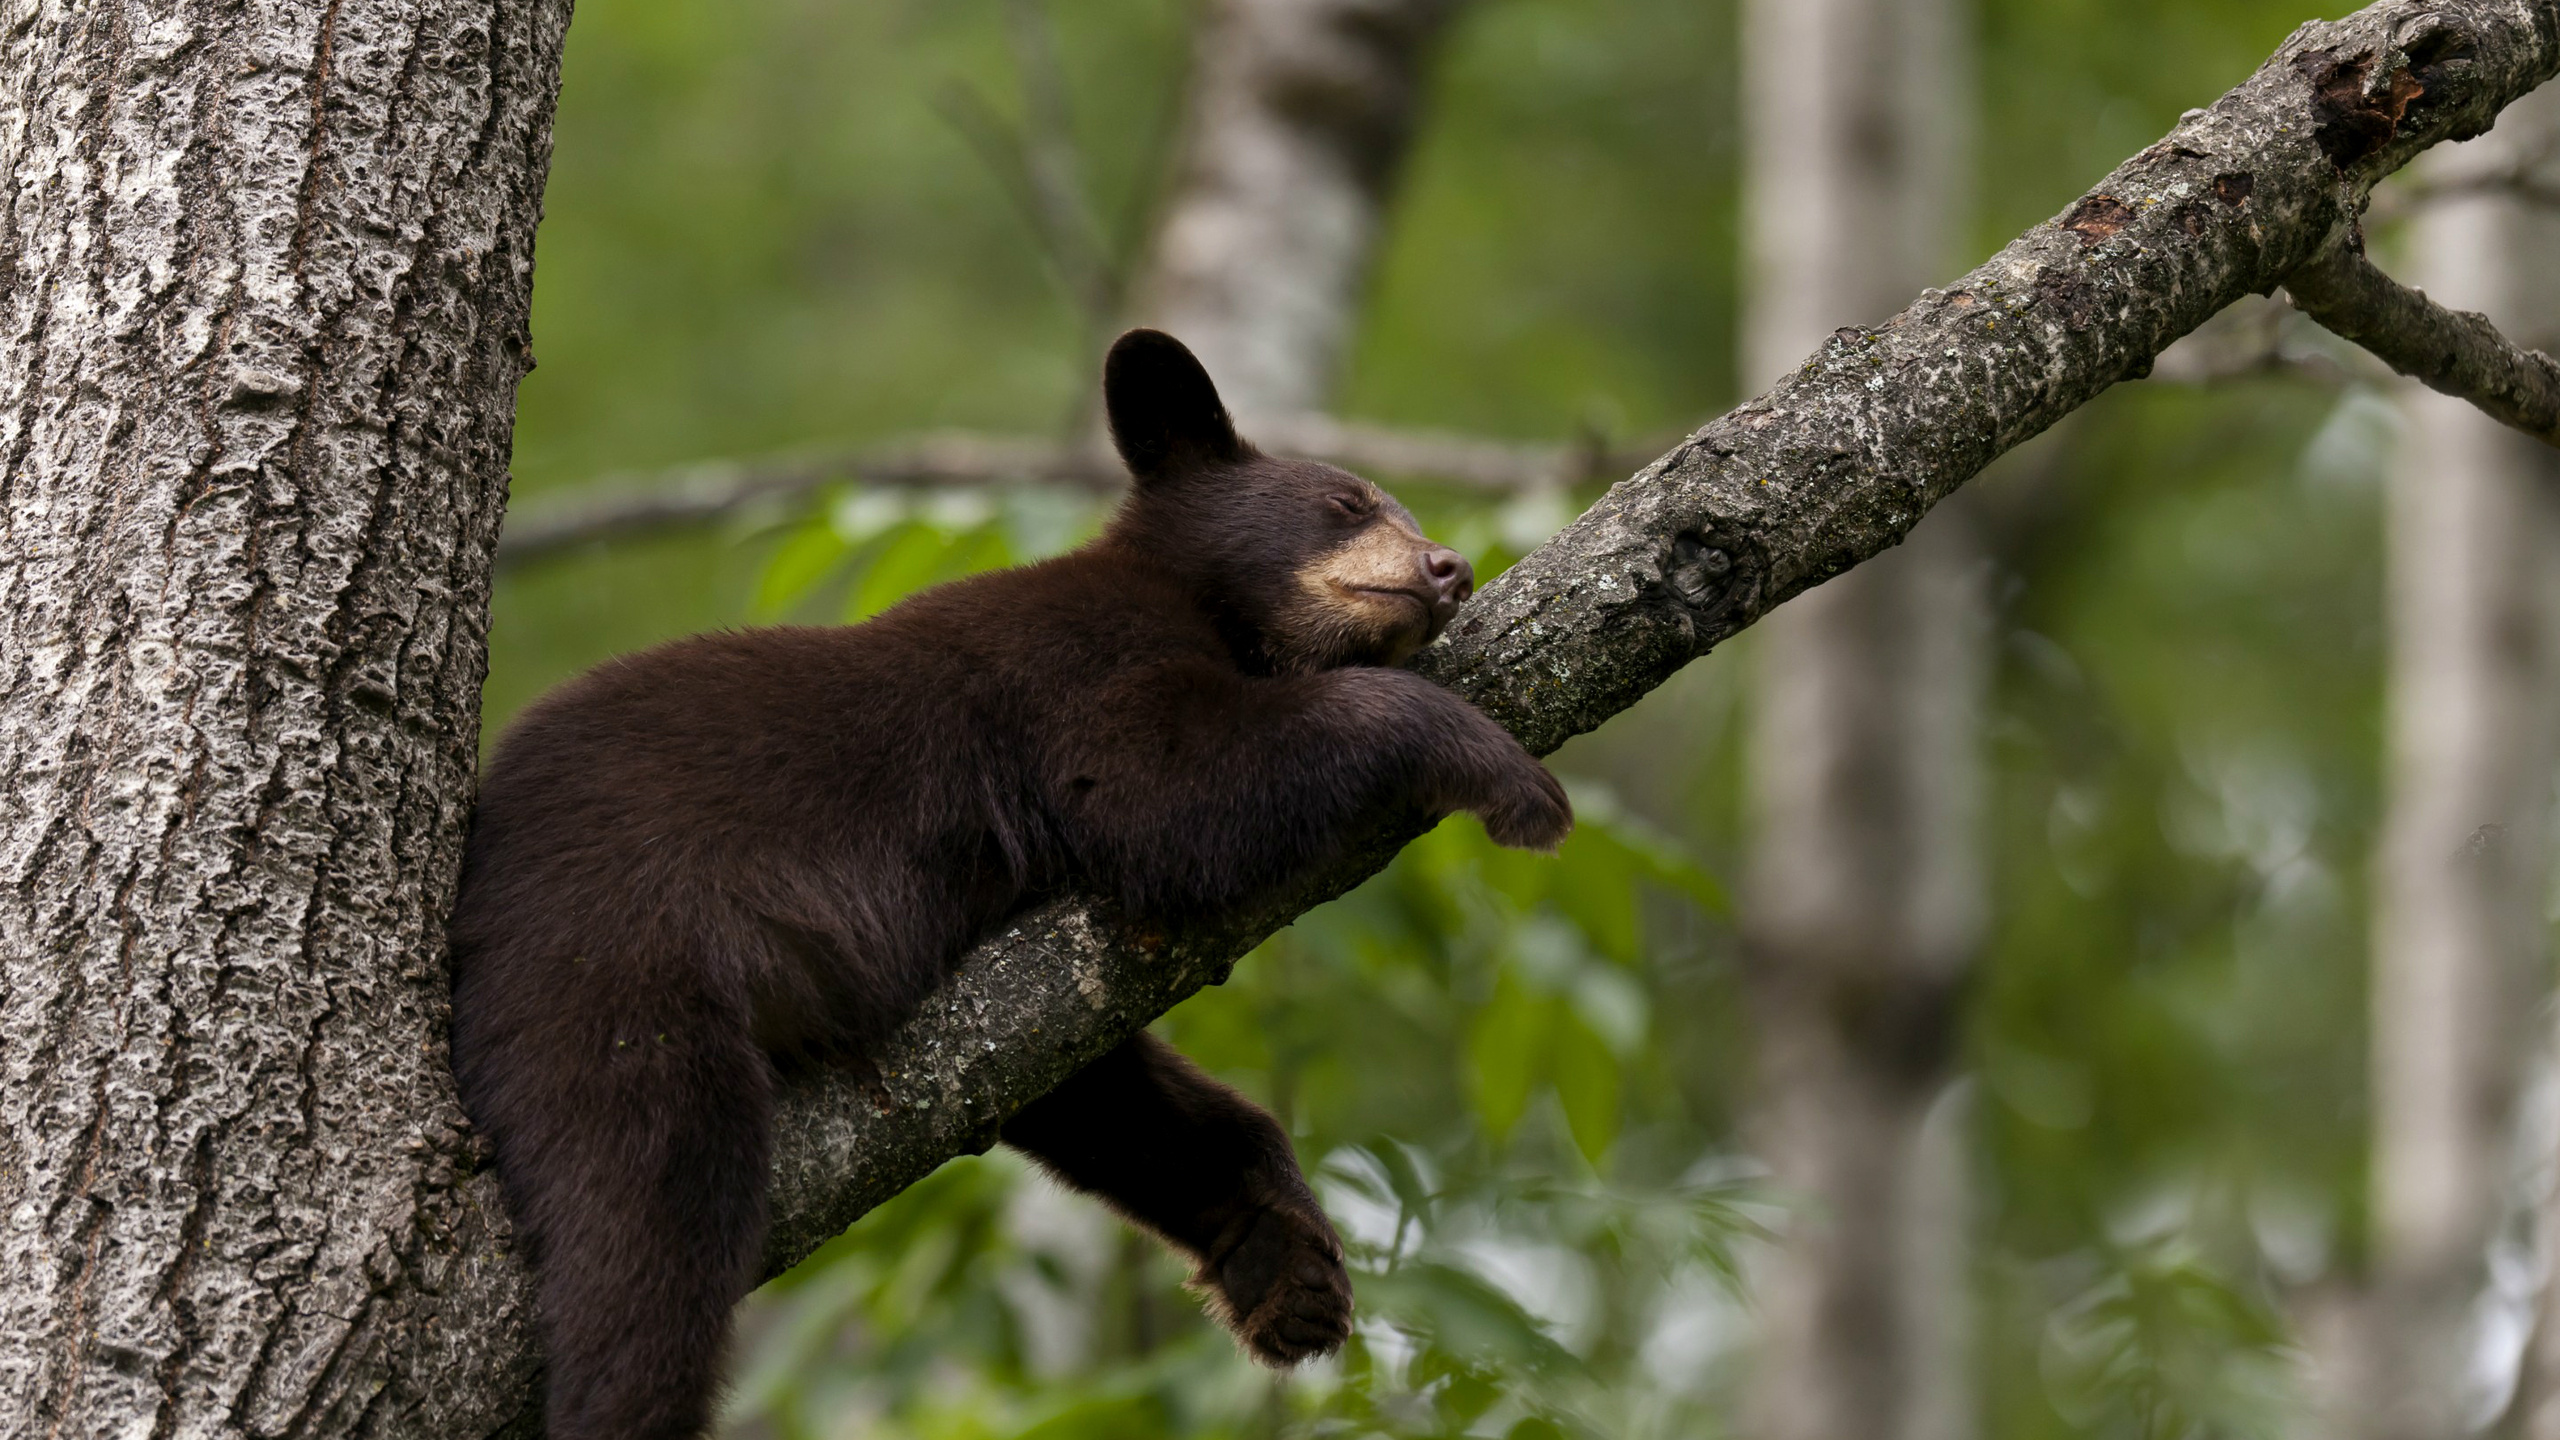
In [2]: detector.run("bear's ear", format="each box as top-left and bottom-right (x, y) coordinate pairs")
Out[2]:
(1104, 329), (1242, 482)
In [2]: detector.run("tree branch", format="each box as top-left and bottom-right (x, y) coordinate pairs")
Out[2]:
(746, 0), (2560, 1281)
(2283, 242), (2560, 443)
(494, 435), (1109, 568)
(493, 417), (1660, 570)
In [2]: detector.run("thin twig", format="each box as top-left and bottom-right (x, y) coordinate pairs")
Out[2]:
(2283, 245), (2560, 447)
(936, 0), (1124, 335)
(936, 81), (1121, 330)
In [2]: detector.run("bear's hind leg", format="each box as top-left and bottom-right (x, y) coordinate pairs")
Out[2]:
(497, 1024), (775, 1440)
(1001, 1033), (1352, 1364)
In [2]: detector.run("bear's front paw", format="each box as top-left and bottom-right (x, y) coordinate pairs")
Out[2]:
(1204, 1201), (1354, 1366)
(1478, 758), (1573, 853)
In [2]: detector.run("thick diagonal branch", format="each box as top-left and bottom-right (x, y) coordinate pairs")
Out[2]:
(749, 0), (2560, 1281)
(2285, 243), (2560, 443)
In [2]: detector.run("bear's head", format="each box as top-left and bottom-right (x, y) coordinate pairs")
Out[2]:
(1099, 329), (1474, 674)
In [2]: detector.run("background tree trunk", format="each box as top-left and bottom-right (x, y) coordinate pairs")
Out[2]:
(1737, 0), (1985, 1436)
(1126, 0), (1463, 425)
(2322, 83), (2560, 1440)
(0, 2), (568, 1435)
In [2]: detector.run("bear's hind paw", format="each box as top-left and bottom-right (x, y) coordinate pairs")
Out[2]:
(1202, 1203), (1354, 1366)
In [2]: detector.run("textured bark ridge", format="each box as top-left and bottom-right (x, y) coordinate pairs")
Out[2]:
(0, 1), (570, 1436)
(766, 0), (2560, 1283)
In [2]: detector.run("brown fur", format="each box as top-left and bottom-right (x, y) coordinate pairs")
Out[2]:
(447, 330), (1570, 1439)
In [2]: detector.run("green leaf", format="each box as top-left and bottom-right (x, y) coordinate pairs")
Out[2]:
(1355, 1260), (1582, 1376)
(1551, 1015), (1621, 1163)
(850, 522), (959, 619)
(1566, 782), (1730, 918)
(1005, 1393), (1167, 1440)
(1369, 1140), (1442, 1233)
(1467, 971), (1553, 1141)
(1568, 965), (1648, 1057)
(755, 520), (856, 618)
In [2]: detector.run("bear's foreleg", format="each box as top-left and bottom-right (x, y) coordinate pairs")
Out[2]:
(1002, 1032), (1354, 1364)
(1061, 661), (1572, 917)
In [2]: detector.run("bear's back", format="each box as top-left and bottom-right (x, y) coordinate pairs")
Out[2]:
(449, 546), (1224, 989)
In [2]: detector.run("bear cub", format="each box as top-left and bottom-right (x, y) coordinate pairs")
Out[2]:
(448, 329), (1573, 1440)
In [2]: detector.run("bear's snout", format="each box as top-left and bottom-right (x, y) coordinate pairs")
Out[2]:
(1421, 544), (1472, 620)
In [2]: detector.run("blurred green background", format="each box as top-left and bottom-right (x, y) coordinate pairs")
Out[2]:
(489, 2), (2411, 1436)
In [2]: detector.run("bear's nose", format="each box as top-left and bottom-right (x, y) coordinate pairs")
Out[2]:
(1423, 546), (1473, 608)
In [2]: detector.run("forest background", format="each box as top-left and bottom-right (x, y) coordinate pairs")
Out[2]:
(484, 1), (2549, 1437)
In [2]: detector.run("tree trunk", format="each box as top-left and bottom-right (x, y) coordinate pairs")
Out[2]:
(1126, 0), (1462, 425)
(1738, 0), (1985, 1436)
(2329, 82), (2560, 1440)
(0, 2), (569, 1435)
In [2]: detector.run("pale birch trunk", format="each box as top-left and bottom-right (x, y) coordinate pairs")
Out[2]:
(1739, 0), (1983, 1436)
(2339, 84), (2560, 1440)
(0, 1), (570, 1434)
(2498, 96), (2560, 1440)
(1125, 0), (1462, 425)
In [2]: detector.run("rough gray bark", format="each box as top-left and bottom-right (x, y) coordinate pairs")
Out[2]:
(0, 1), (569, 1436)
(1737, 0), (1984, 1435)
(1126, 0), (1463, 424)
(8, 1), (2559, 1435)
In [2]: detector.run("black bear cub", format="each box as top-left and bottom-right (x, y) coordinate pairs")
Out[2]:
(448, 329), (1573, 1439)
